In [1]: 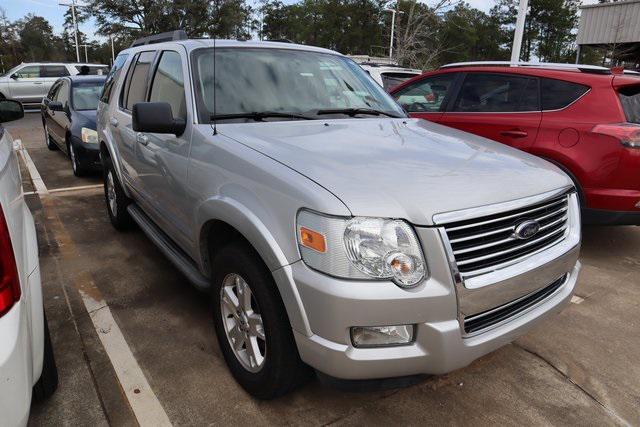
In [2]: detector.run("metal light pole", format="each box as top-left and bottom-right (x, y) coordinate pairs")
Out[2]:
(110, 34), (115, 65)
(384, 8), (404, 61)
(510, 0), (529, 63)
(80, 44), (89, 62)
(59, 0), (81, 62)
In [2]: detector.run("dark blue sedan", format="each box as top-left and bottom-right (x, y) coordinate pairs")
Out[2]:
(41, 75), (106, 176)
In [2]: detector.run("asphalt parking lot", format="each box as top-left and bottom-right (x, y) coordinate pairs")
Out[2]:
(7, 112), (640, 426)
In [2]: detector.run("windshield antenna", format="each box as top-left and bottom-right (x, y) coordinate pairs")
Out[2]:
(212, 31), (218, 135)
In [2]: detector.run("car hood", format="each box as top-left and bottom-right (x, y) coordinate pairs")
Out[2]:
(220, 118), (572, 225)
(75, 110), (97, 128)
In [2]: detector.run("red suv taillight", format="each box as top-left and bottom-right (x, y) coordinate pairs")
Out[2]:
(0, 206), (20, 317)
(592, 123), (640, 148)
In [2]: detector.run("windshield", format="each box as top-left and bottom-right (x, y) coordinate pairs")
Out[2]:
(72, 82), (104, 110)
(191, 48), (405, 122)
(381, 73), (420, 91)
(2, 64), (22, 78)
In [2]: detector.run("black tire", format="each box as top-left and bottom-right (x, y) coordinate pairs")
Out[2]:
(69, 142), (87, 177)
(211, 240), (312, 399)
(43, 120), (58, 151)
(102, 154), (133, 230)
(33, 314), (58, 402)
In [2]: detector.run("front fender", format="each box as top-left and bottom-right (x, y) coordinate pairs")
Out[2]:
(98, 115), (130, 198)
(195, 196), (312, 335)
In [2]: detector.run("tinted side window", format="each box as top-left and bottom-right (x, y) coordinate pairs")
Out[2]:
(14, 66), (41, 78)
(618, 85), (640, 124)
(380, 73), (419, 91)
(56, 81), (70, 106)
(540, 78), (589, 110)
(393, 74), (456, 113)
(123, 51), (156, 111)
(452, 73), (539, 112)
(149, 51), (186, 120)
(42, 65), (70, 78)
(101, 53), (129, 103)
(47, 82), (61, 100)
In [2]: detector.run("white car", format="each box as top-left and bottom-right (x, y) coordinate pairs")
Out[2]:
(0, 99), (57, 426)
(359, 64), (422, 91)
(0, 62), (109, 107)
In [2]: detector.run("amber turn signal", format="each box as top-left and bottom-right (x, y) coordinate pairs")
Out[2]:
(299, 227), (327, 253)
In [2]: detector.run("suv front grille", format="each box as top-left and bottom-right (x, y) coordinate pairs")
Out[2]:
(443, 194), (569, 276)
(463, 274), (567, 334)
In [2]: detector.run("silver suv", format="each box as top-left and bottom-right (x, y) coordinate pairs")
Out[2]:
(97, 33), (581, 398)
(0, 62), (108, 105)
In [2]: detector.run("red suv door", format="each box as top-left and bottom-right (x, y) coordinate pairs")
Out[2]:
(392, 73), (458, 123)
(440, 72), (542, 151)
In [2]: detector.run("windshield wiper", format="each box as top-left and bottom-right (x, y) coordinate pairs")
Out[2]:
(316, 108), (402, 118)
(210, 111), (314, 122)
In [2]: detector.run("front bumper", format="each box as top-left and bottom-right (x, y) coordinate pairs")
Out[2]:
(285, 197), (582, 380)
(72, 138), (102, 169)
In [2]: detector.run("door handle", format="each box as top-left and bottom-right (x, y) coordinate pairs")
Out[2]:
(136, 133), (149, 146)
(33, 82), (43, 85)
(499, 130), (528, 139)
(110, 118), (119, 127)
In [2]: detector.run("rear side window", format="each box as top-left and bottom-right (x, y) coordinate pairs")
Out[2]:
(122, 51), (156, 111)
(540, 78), (589, 110)
(380, 73), (419, 91)
(618, 86), (640, 124)
(41, 65), (70, 78)
(100, 53), (129, 103)
(452, 73), (539, 112)
(393, 74), (457, 113)
(149, 51), (186, 120)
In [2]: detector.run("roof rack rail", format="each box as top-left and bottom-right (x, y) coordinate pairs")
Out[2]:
(440, 61), (611, 75)
(268, 38), (294, 43)
(130, 30), (188, 48)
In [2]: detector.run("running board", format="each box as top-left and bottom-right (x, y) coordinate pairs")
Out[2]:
(127, 204), (210, 291)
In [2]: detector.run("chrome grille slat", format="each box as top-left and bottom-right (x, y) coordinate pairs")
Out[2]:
(455, 227), (566, 266)
(443, 195), (570, 275)
(445, 198), (566, 232)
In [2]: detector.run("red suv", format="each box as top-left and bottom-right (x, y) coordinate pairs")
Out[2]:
(390, 62), (640, 225)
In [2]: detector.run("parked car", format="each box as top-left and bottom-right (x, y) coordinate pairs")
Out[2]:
(41, 75), (106, 176)
(391, 61), (640, 225)
(97, 32), (581, 399)
(0, 100), (58, 425)
(0, 62), (108, 107)
(349, 56), (422, 91)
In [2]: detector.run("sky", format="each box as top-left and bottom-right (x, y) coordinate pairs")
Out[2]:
(0, 0), (601, 41)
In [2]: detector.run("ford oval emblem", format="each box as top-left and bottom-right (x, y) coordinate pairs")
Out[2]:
(514, 220), (540, 240)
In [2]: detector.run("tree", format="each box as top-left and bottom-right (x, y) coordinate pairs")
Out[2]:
(491, 0), (579, 62)
(18, 15), (66, 62)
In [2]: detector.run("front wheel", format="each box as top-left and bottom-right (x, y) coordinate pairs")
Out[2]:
(33, 314), (58, 402)
(103, 155), (132, 230)
(43, 121), (58, 151)
(211, 240), (311, 399)
(69, 143), (87, 177)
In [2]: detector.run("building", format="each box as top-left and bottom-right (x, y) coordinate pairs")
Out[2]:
(576, 0), (640, 68)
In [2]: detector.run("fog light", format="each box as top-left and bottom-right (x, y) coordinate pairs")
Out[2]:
(350, 325), (415, 348)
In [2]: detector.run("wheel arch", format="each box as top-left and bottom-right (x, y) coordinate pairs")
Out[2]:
(99, 138), (131, 198)
(197, 197), (309, 334)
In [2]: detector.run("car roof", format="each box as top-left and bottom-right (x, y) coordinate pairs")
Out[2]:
(66, 75), (107, 85)
(121, 38), (342, 57)
(18, 62), (107, 67)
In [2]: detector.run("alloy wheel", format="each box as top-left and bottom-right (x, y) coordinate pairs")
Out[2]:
(220, 273), (266, 372)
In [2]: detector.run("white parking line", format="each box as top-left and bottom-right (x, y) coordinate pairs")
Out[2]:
(17, 141), (172, 426)
(15, 139), (49, 195)
(23, 184), (104, 196)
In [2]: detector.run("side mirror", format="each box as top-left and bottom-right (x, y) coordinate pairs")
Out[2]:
(49, 101), (64, 112)
(0, 100), (24, 123)
(10, 74), (18, 80)
(132, 102), (185, 136)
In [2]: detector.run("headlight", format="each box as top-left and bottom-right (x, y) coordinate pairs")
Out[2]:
(297, 210), (426, 288)
(81, 127), (98, 144)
